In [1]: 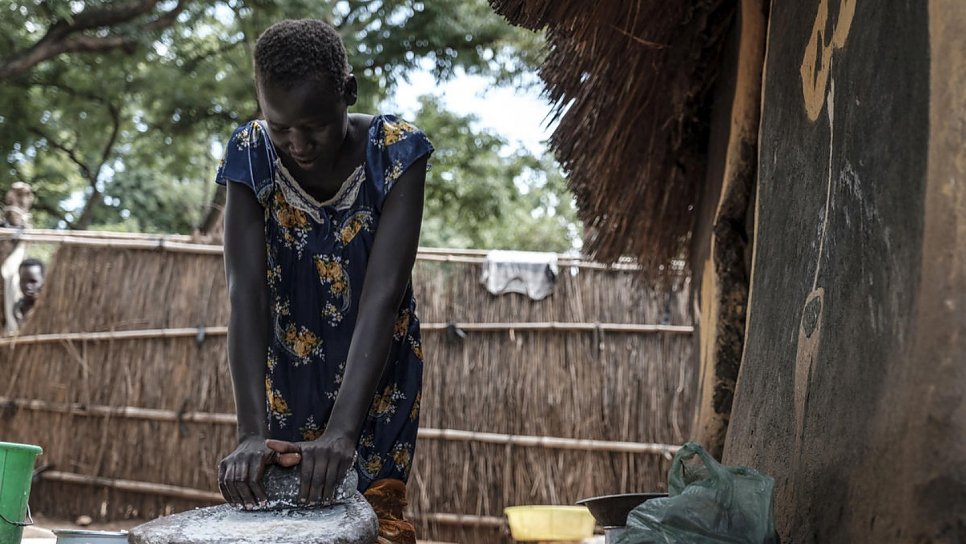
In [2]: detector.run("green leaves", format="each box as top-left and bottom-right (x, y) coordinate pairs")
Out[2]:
(413, 96), (579, 252)
(0, 0), (578, 251)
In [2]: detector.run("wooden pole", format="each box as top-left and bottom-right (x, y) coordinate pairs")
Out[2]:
(0, 230), (636, 267)
(0, 397), (680, 456)
(0, 232), (224, 255)
(0, 228), (195, 242)
(0, 322), (692, 347)
(0, 228), (660, 270)
(41, 470), (510, 528)
(416, 252), (644, 270)
(40, 471), (223, 503)
(1, 397), (236, 425)
(416, 428), (679, 457)
(419, 322), (693, 334)
(0, 327), (229, 347)
(412, 512), (507, 528)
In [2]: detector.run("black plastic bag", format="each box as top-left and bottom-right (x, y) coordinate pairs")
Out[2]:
(617, 442), (778, 543)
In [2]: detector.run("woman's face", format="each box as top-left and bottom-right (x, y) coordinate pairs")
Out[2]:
(257, 78), (353, 173)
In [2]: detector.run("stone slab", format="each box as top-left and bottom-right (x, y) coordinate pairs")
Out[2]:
(128, 492), (377, 544)
(257, 464), (358, 510)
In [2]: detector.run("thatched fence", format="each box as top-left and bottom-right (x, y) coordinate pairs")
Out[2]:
(0, 229), (695, 543)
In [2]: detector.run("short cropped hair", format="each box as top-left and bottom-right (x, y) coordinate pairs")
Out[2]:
(254, 19), (351, 93)
(20, 258), (44, 274)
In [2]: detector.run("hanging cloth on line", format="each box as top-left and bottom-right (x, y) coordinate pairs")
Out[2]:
(480, 250), (559, 301)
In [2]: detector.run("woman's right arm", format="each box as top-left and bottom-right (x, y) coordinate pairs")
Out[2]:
(218, 181), (274, 509)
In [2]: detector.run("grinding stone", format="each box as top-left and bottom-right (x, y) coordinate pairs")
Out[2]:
(258, 464), (359, 509)
(128, 492), (378, 544)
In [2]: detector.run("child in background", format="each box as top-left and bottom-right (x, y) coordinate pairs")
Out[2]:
(215, 19), (432, 543)
(14, 257), (44, 326)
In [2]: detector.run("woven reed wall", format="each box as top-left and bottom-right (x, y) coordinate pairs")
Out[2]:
(0, 240), (695, 543)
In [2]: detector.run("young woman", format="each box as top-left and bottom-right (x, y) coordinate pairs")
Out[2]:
(216, 19), (432, 543)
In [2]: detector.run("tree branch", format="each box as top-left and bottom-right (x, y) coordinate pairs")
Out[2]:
(144, 0), (188, 32)
(9, 148), (72, 227)
(61, 34), (140, 55)
(94, 103), (122, 183)
(180, 36), (245, 73)
(28, 127), (93, 181)
(20, 79), (110, 106)
(0, 0), (189, 81)
(196, 184), (226, 236)
(229, 2), (255, 66)
(54, 0), (162, 34)
(72, 185), (102, 231)
(27, 95), (124, 231)
(74, 102), (122, 231)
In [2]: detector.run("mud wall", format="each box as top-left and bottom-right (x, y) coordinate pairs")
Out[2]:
(724, 1), (965, 542)
(690, 0), (766, 460)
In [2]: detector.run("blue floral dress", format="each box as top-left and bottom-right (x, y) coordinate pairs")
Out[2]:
(215, 115), (433, 491)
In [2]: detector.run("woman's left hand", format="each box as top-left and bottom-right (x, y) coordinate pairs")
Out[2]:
(266, 433), (356, 505)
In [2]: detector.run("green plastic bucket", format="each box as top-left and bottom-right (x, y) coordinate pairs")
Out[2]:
(0, 441), (42, 544)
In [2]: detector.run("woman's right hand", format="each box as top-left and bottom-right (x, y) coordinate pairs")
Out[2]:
(219, 436), (272, 509)
(218, 436), (301, 509)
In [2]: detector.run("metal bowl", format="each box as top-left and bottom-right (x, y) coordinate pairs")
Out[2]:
(53, 529), (129, 543)
(576, 492), (668, 527)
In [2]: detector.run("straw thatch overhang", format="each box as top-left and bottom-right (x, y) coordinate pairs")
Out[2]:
(489, 0), (736, 272)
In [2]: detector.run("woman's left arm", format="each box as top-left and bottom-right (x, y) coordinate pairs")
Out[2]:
(291, 155), (428, 505)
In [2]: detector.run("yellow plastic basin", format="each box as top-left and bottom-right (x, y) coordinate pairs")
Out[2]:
(503, 505), (596, 542)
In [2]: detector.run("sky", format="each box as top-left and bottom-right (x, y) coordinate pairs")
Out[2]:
(385, 67), (558, 157)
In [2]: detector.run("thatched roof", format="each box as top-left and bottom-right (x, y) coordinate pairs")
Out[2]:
(490, 0), (736, 270)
